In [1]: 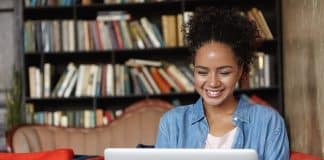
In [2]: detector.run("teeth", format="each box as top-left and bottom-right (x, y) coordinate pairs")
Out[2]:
(206, 89), (220, 97)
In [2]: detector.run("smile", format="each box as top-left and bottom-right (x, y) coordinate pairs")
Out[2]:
(205, 89), (222, 97)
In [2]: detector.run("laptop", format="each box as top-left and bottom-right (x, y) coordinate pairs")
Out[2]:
(104, 148), (258, 160)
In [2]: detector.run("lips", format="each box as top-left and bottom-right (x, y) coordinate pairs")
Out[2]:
(205, 89), (222, 97)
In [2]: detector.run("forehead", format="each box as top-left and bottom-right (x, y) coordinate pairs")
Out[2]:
(194, 42), (238, 67)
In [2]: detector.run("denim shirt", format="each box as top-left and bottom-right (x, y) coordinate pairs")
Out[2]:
(155, 96), (290, 160)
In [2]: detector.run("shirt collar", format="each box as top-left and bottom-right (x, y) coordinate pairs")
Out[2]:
(190, 96), (251, 125)
(190, 97), (205, 125)
(233, 95), (251, 123)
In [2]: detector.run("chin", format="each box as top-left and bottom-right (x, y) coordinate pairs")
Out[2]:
(202, 94), (226, 107)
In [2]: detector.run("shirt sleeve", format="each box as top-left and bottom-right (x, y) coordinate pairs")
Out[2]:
(264, 114), (290, 160)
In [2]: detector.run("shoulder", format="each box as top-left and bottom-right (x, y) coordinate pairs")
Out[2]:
(161, 104), (193, 119)
(159, 104), (194, 124)
(248, 104), (285, 127)
(237, 96), (284, 125)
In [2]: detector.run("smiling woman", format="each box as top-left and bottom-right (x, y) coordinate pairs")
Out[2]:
(155, 7), (290, 160)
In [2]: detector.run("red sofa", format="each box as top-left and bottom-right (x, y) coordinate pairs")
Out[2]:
(0, 148), (73, 160)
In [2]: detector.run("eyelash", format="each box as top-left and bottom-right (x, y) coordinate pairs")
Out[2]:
(196, 71), (231, 76)
(220, 72), (231, 75)
(197, 71), (208, 75)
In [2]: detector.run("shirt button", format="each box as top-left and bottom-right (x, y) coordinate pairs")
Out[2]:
(233, 117), (238, 121)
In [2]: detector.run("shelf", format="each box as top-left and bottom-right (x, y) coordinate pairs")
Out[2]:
(114, 47), (190, 63)
(183, 0), (275, 10)
(24, 54), (41, 66)
(24, 47), (190, 64)
(26, 86), (279, 107)
(26, 97), (94, 107)
(24, 41), (277, 64)
(24, 6), (74, 20)
(75, 1), (183, 19)
(23, 0), (276, 20)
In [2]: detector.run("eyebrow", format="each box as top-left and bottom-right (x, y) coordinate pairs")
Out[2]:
(194, 65), (234, 70)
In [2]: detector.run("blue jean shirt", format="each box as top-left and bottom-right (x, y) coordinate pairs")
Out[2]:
(155, 96), (290, 160)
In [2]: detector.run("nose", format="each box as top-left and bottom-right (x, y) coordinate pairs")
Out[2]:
(208, 73), (221, 88)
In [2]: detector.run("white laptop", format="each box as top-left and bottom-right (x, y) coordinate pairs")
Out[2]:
(104, 148), (258, 160)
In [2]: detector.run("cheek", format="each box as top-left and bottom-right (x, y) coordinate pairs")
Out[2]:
(194, 74), (205, 87)
(222, 76), (239, 87)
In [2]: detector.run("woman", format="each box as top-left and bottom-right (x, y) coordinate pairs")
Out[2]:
(155, 7), (290, 160)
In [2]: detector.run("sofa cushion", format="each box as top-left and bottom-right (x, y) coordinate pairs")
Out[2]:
(0, 148), (73, 160)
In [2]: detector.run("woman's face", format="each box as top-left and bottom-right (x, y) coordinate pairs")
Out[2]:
(194, 42), (242, 108)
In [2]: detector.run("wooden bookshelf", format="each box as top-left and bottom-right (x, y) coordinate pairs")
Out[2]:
(20, 0), (284, 127)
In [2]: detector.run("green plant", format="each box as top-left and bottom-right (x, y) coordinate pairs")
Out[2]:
(5, 68), (22, 130)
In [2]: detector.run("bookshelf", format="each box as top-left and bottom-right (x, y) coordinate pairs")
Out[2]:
(20, 0), (284, 127)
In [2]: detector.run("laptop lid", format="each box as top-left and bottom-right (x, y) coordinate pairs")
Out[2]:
(104, 148), (258, 160)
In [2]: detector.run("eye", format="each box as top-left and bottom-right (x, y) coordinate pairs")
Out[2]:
(196, 70), (208, 76)
(220, 72), (230, 75)
(219, 71), (231, 75)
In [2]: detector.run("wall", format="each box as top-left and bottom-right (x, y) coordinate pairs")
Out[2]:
(0, 0), (16, 151)
(282, 0), (324, 157)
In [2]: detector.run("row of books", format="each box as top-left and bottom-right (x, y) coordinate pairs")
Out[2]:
(28, 59), (195, 98)
(24, 0), (171, 7)
(26, 104), (124, 128)
(24, 11), (191, 53)
(26, 93), (272, 128)
(28, 51), (274, 99)
(24, 8), (273, 53)
(24, 0), (74, 7)
(239, 52), (275, 89)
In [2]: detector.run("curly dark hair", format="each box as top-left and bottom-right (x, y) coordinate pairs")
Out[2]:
(185, 7), (258, 74)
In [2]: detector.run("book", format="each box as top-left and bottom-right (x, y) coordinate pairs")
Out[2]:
(43, 63), (52, 97)
(28, 66), (37, 98)
(131, 20), (153, 48)
(96, 109), (104, 127)
(112, 21), (124, 49)
(125, 58), (162, 67)
(96, 11), (131, 22)
(57, 63), (77, 97)
(95, 65), (102, 96)
(250, 8), (273, 40)
(101, 64), (107, 96)
(177, 13), (184, 47)
(75, 65), (85, 97)
(166, 65), (195, 92)
(115, 64), (123, 96)
(140, 17), (162, 48)
(129, 67), (143, 95)
(35, 67), (42, 98)
(142, 66), (161, 94)
(63, 70), (78, 98)
(24, 21), (36, 52)
(137, 68), (154, 94)
(106, 64), (114, 96)
(128, 21), (145, 49)
(178, 66), (194, 84)
(123, 66), (131, 95)
(157, 67), (181, 92)
(119, 20), (133, 49)
(246, 10), (266, 39)
(150, 67), (172, 93)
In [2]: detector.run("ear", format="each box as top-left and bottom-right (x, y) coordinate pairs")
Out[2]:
(237, 65), (244, 80)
